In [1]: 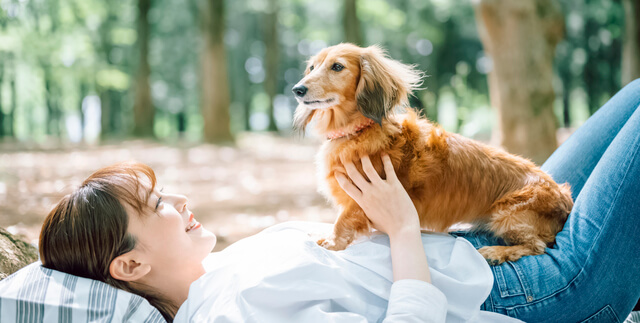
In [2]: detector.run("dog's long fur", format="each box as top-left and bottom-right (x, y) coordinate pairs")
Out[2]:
(293, 43), (573, 264)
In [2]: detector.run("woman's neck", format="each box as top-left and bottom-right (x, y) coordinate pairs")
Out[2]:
(140, 264), (206, 311)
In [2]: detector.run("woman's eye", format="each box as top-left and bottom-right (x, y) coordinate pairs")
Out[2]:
(155, 187), (164, 210)
(309, 65), (314, 71)
(331, 63), (344, 71)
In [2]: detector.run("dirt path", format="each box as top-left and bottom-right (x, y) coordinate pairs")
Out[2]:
(0, 134), (337, 251)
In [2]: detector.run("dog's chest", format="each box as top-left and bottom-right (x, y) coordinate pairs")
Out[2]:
(315, 144), (336, 199)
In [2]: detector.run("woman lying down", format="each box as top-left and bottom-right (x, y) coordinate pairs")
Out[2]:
(40, 155), (519, 323)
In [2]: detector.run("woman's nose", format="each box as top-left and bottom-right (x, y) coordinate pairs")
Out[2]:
(168, 194), (188, 212)
(177, 195), (188, 212)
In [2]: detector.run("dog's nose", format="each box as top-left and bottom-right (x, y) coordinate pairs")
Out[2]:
(292, 85), (308, 98)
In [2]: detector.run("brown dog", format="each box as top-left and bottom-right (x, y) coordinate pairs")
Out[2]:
(292, 43), (572, 264)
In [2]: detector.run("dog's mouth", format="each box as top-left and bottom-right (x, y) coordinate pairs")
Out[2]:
(303, 98), (335, 106)
(293, 96), (338, 134)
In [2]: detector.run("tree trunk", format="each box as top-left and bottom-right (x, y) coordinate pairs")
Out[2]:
(100, 90), (111, 139)
(223, 8), (252, 132)
(0, 54), (5, 137)
(343, 0), (363, 45)
(0, 227), (39, 280)
(8, 54), (16, 137)
(109, 91), (123, 134)
(177, 111), (187, 136)
(201, 0), (233, 143)
(133, 0), (155, 137)
(263, 0), (279, 132)
(78, 82), (88, 139)
(560, 69), (571, 127)
(583, 17), (600, 116)
(98, 12), (118, 139)
(473, 0), (563, 164)
(43, 66), (61, 137)
(622, 0), (640, 86)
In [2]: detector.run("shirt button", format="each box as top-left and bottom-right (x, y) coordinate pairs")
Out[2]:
(527, 296), (534, 302)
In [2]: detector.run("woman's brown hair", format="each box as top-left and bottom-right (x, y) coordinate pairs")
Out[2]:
(39, 162), (177, 321)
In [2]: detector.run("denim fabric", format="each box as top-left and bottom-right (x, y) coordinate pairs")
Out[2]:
(452, 79), (640, 322)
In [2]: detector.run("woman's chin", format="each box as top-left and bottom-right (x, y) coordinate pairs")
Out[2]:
(201, 228), (217, 253)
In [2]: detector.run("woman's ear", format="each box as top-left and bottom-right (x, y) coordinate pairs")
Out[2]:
(109, 252), (151, 282)
(355, 45), (423, 125)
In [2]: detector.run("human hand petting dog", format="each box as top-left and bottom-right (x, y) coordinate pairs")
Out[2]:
(335, 154), (431, 283)
(334, 154), (420, 238)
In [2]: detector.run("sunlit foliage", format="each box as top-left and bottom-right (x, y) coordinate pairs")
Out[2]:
(0, 0), (626, 142)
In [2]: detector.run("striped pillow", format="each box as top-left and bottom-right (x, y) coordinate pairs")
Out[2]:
(0, 262), (166, 322)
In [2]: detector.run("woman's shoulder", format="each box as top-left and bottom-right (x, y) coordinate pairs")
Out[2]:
(261, 221), (334, 235)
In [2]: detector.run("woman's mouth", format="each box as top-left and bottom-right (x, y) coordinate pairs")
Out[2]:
(186, 213), (201, 232)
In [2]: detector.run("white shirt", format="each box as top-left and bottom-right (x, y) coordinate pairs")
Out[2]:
(175, 222), (521, 323)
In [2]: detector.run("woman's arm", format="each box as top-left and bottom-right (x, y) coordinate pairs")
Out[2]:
(334, 154), (430, 282)
(335, 154), (446, 322)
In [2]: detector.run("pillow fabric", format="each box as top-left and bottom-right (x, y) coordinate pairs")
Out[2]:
(0, 262), (165, 322)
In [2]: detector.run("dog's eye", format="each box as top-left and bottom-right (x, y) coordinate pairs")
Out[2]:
(331, 63), (344, 72)
(309, 65), (314, 71)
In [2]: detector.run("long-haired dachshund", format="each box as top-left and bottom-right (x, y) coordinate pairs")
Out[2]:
(292, 43), (572, 264)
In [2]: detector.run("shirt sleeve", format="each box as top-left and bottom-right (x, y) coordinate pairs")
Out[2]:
(383, 279), (448, 323)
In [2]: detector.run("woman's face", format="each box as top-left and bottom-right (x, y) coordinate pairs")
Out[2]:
(126, 182), (217, 278)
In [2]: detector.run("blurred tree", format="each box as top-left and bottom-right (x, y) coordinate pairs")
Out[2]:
(8, 53), (16, 137)
(622, 0), (640, 85)
(0, 7), (6, 137)
(0, 52), (4, 137)
(556, 0), (623, 124)
(133, 0), (154, 137)
(0, 0), (625, 144)
(78, 82), (89, 137)
(150, 0), (200, 139)
(98, 10), (122, 139)
(474, 0), (564, 164)
(200, 0), (233, 143)
(263, 0), (279, 132)
(344, 0), (363, 45)
(43, 65), (62, 137)
(36, 0), (63, 139)
(223, 0), (254, 132)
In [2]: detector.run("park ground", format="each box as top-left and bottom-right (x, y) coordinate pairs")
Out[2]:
(0, 134), (336, 251)
(0, 129), (575, 252)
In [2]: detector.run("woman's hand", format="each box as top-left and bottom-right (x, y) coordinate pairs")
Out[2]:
(334, 154), (430, 283)
(334, 154), (420, 239)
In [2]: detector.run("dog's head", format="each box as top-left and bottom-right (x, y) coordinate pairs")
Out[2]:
(292, 43), (423, 136)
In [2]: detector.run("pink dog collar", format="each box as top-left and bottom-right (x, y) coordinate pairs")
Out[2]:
(326, 118), (375, 140)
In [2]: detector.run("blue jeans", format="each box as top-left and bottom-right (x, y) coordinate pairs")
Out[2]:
(453, 79), (640, 322)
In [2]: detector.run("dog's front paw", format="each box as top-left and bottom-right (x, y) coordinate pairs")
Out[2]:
(317, 237), (348, 251)
(317, 237), (334, 249)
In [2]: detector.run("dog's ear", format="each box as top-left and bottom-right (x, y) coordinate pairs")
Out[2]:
(355, 45), (423, 124)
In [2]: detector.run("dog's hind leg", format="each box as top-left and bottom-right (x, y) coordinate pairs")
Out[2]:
(478, 185), (567, 265)
(477, 219), (548, 265)
(478, 209), (550, 265)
